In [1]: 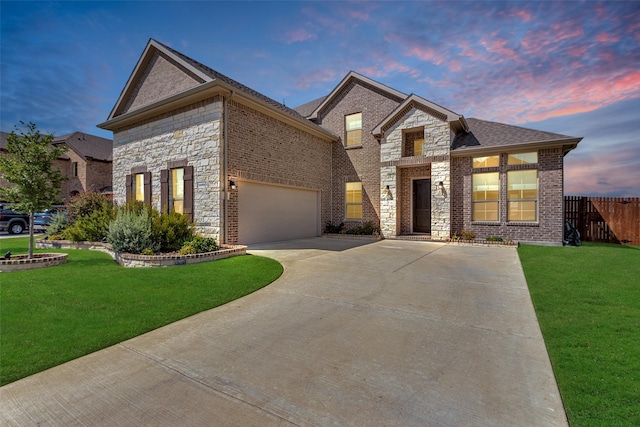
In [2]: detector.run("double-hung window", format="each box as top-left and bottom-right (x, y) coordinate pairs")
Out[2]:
(472, 172), (499, 221)
(472, 155), (500, 222)
(345, 182), (363, 220)
(507, 152), (538, 221)
(345, 113), (362, 147)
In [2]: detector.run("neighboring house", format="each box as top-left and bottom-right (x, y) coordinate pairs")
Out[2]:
(52, 132), (113, 197)
(0, 131), (113, 201)
(99, 39), (581, 245)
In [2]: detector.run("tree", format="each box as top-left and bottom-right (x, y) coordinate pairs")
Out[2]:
(0, 122), (66, 258)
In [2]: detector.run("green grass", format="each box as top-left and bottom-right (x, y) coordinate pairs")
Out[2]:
(518, 242), (640, 426)
(0, 237), (282, 386)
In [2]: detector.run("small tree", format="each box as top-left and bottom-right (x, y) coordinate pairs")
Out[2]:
(0, 122), (66, 258)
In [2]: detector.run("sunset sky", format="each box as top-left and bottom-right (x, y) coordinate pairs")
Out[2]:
(1, 1), (638, 196)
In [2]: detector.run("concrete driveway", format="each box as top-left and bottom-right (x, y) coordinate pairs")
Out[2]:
(0, 238), (567, 426)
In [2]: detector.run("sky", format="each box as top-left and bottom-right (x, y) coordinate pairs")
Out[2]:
(1, 1), (639, 197)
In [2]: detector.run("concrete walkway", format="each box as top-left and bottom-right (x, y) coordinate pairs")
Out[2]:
(0, 238), (567, 426)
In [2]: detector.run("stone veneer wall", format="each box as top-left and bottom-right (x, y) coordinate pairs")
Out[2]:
(451, 147), (564, 244)
(380, 107), (451, 240)
(112, 97), (223, 239)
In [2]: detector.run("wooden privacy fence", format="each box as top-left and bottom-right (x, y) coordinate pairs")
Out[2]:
(565, 196), (640, 245)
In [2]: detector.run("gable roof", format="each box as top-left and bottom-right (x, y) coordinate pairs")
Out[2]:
(372, 93), (466, 136)
(303, 71), (407, 121)
(294, 96), (327, 117)
(99, 39), (337, 141)
(451, 118), (581, 155)
(53, 132), (113, 162)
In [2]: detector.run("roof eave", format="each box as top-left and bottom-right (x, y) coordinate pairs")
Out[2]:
(450, 137), (582, 157)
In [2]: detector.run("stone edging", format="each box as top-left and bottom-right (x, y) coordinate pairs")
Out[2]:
(0, 253), (68, 272)
(447, 239), (518, 247)
(36, 239), (247, 268)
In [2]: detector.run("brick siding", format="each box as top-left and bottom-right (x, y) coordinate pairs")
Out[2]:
(226, 99), (332, 244)
(315, 81), (401, 229)
(451, 148), (564, 243)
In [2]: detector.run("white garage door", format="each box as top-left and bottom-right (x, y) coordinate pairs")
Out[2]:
(238, 181), (320, 245)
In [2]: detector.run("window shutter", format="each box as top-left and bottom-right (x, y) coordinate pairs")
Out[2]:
(183, 165), (194, 221)
(125, 174), (132, 203)
(143, 171), (152, 205)
(160, 169), (169, 213)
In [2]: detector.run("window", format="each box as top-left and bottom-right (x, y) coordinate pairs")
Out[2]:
(160, 165), (193, 219)
(72, 162), (78, 177)
(472, 172), (499, 221)
(134, 173), (145, 202)
(413, 138), (424, 156)
(345, 113), (362, 147)
(508, 152), (537, 165)
(345, 182), (363, 219)
(508, 170), (538, 221)
(170, 168), (185, 214)
(126, 171), (151, 204)
(473, 156), (499, 168)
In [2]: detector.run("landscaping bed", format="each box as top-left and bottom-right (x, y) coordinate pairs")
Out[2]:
(0, 253), (68, 272)
(37, 239), (247, 268)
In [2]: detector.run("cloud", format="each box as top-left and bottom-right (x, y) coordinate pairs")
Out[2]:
(285, 28), (317, 44)
(295, 67), (339, 90)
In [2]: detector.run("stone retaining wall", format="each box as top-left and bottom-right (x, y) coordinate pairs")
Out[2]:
(0, 253), (68, 272)
(36, 239), (246, 268)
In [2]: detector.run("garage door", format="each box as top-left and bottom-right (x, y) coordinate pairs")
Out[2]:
(238, 181), (320, 245)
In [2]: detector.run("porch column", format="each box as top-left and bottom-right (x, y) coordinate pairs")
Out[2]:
(380, 165), (398, 237)
(431, 161), (451, 240)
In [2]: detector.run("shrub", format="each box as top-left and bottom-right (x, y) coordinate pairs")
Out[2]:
(152, 210), (194, 253)
(461, 230), (476, 240)
(66, 191), (113, 222)
(64, 205), (114, 242)
(185, 235), (219, 253)
(324, 222), (344, 234)
(486, 236), (503, 242)
(345, 221), (380, 235)
(46, 212), (69, 238)
(178, 244), (196, 255)
(107, 205), (159, 254)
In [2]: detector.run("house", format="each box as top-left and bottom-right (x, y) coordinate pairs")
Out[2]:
(0, 131), (113, 201)
(99, 39), (581, 245)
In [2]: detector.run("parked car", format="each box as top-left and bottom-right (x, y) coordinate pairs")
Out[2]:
(34, 209), (60, 231)
(0, 206), (29, 234)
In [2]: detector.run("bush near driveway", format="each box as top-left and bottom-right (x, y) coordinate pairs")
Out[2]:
(518, 243), (640, 427)
(0, 237), (282, 386)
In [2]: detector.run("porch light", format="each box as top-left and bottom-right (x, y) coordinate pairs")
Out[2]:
(229, 180), (237, 190)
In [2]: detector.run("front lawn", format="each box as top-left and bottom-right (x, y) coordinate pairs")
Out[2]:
(518, 243), (640, 426)
(0, 237), (282, 386)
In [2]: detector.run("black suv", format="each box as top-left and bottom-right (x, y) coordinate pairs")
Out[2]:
(0, 206), (29, 234)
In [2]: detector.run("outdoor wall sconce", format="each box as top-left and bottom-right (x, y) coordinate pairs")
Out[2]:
(438, 181), (447, 196)
(382, 185), (393, 200)
(229, 180), (237, 190)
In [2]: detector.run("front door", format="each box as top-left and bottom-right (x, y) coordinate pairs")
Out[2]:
(413, 179), (431, 233)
